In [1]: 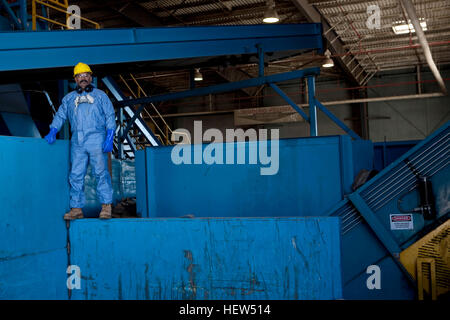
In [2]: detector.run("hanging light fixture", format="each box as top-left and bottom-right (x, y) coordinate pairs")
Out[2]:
(263, 0), (279, 23)
(392, 18), (427, 35)
(322, 49), (334, 68)
(194, 68), (203, 81)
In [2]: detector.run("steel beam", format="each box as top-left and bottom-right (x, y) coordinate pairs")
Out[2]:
(307, 76), (317, 136)
(315, 99), (361, 140)
(0, 0), (22, 29)
(0, 24), (323, 72)
(269, 83), (309, 122)
(102, 76), (160, 147)
(118, 68), (320, 141)
(117, 68), (320, 108)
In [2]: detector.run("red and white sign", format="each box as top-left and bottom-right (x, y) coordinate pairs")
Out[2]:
(390, 214), (414, 230)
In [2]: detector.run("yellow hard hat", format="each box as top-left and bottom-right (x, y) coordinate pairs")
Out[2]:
(73, 62), (92, 77)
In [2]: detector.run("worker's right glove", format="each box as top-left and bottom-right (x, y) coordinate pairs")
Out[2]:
(44, 127), (58, 144)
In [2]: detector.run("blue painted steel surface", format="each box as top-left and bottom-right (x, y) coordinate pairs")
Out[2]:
(136, 135), (373, 218)
(373, 140), (420, 172)
(0, 136), (69, 299)
(329, 121), (449, 299)
(69, 217), (342, 300)
(0, 24), (322, 72)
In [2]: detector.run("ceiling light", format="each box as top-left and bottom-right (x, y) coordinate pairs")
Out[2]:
(392, 19), (427, 35)
(322, 49), (334, 68)
(194, 68), (203, 81)
(263, 2), (279, 23)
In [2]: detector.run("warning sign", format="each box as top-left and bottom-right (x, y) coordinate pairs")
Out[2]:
(390, 214), (414, 230)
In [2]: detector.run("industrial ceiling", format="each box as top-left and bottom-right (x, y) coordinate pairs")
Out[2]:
(34, 0), (450, 110)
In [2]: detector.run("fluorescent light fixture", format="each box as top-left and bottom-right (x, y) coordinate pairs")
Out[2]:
(263, 4), (279, 23)
(194, 68), (203, 81)
(322, 49), (334, 68)
(392, 19), (427, 35)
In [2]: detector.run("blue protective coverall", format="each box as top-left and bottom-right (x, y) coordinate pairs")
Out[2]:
(50, 87), (116, 208)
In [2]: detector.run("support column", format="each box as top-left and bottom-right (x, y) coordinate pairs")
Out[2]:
(119, 107), (124, 160)
(257, 44), (264, 77)
(307, 76), (317, 136)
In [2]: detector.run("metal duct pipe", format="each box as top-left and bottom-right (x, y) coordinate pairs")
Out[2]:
(399, 0), (447, 95)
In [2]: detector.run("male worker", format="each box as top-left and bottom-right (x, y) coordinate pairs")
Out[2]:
(44, 62), (116, 220)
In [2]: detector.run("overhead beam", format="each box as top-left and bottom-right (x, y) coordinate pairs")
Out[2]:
(116, 68), (320, 107)
(0, 23), (322, 72)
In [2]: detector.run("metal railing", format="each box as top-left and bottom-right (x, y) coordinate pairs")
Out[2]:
(32, 0), (100, 31)
(119, 74), (175, 146)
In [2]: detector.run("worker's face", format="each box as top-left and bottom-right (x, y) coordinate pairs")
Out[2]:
(75, 72), (92, 89)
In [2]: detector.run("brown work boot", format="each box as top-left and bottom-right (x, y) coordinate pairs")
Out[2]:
(99, 204), (112, 219)
(64, 208), (84, 220)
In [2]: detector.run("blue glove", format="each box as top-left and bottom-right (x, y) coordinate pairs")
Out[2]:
(102, 129), (115, 153)
(44, 127), (58, 144)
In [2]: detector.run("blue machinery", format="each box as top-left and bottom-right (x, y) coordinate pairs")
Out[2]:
(0, 15), (449, 299)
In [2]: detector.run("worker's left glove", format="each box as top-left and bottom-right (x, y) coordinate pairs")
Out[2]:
(102, 129), (115, 153)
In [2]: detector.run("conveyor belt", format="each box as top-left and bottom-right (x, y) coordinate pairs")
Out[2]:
(329, 121), (449, 299)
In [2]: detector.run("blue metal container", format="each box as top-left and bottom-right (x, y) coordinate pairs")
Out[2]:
(0, 136), (69, 299)
(69, 217), (342, 300)
(373, 140), (420, 171)
(136, 135), (373, 218)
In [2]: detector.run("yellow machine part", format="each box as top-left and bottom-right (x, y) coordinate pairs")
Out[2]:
(400, 219), (450, 300)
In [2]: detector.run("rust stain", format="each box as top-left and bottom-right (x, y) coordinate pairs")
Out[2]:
(183, 250), (197, 299)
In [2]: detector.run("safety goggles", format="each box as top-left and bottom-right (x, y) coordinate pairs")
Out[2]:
(75, 72), (92, 79)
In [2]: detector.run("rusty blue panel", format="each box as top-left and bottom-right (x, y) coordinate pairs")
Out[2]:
(0, 136), (70, 299)
(136, 136), (373, 218)
(69, 217), (342, 300)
